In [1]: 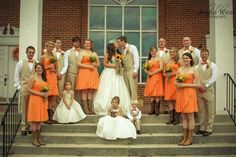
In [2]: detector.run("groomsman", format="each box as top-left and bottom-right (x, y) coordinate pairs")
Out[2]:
(117, 36), (139, 101)
(14, 46), (37, 136)
(53, 37), (65, 98)
(157, 37), (170, 114)
(157, 37), (170, 64)
(178, 37), (201, 66)
(196, 48), (217, 136)
(63, 36), (83, 102)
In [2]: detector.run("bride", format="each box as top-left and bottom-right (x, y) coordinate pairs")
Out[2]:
(93, 41), (131, 115)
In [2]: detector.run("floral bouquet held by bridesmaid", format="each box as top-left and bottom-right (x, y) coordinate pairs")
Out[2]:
(49, 56), (57, 72)
(40, 86), (49, 102)
(164, 65), (173, 82)
(176, 73), (185, 83)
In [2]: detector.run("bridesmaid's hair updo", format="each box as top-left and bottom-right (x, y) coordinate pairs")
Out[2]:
(148, 46), (157, 60)
(34, 63), (47, 82)
(111, 96), (120, 104)
(169, 47), (179, 64)
(182, 52), (194, 67)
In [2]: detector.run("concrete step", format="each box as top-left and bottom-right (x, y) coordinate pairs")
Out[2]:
(11, 143), (236, 156)
(8, 155), (236, 157)
(40, 122), (236, 133)
(13, 132), (236, 144)
(77, 114), (233, 123)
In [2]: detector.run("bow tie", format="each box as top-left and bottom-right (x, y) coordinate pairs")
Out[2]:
(57, 49), (61, 53)
(132, 108), (137, 111)
(28, 60), (33, 63)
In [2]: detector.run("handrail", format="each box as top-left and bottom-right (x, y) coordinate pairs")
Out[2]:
(1, 90), (21, 157)
(224, 73), (236, 126)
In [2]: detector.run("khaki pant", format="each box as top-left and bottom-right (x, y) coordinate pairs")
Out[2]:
(197, 87), (215, 132)
(123, 70), (138, 101)
(19, 88), (30, 131)
(133, 119), (141, 130)
(58, 75), (65, 98)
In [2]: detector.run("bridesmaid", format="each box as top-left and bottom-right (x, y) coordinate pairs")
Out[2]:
(163, 48), (180, 125)
(76, 39), (100, 114)
(144, 47), (164, 115)
(27, 63), (48, 146)
(175, 52), (200, 146)
(40, 41), (59, 124)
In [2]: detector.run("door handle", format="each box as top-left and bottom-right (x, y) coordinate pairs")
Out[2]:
(4, 77), (7, 86)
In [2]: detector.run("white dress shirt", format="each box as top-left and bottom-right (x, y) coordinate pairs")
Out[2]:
(196, 60), (217, 88)
(127, 107), (142, 121)
(125, 43), (139, 73)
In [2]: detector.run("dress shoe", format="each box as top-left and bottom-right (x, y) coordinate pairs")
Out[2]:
(195, 130), (204, 135)
(203, 131), (212, 136)
(137, 130), (142, 135)
(21, 131), (27, 136)
(28, 130), (32, 134)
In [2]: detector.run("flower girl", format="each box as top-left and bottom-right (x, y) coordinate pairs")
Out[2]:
(53, 81), (86, 123)
(96, 96), (137, 140)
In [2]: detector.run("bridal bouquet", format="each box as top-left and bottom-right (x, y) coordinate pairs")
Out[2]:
(176, 73), (185, 83)
(40, 86), (49, 102)
(115, 54), (123, 61)
(115, 54), (123, 75)
(143, 60), (152, 71)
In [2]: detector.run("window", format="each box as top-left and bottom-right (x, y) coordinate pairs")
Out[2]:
(89, 0), (157, 83)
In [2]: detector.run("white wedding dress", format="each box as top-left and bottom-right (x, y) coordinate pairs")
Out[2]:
(53, 92), (86, 123)
(93, 61), (131, 115)
(96, 108), (137, 140)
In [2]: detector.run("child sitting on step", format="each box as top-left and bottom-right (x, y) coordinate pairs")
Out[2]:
(96, 96), (137, 140)
(127, 100), (142, 134)
(53, 81), (86, 123)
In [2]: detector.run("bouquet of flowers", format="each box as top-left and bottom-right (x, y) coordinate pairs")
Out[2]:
(49, 56), (57, 64)
(115, 54), (123, 61)
(176, 73), (185, 83)
(143, 60), (152, 71)
(164, 65), (173, 73)
(164, 65), (173, 82)
(40, 86), (49, 102)
(90, 54), (97, 63)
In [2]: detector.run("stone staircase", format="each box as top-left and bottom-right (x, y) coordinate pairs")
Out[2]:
(5, 114), (236, 157)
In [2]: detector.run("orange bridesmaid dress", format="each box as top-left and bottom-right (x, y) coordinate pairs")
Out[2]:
(164, 63), (179, 100)
(27, 80), (48, 122)
(43, 57), (59, 96)
(76, 55), (99, 90)
(144, 60), (164, 96)
(175, 73), (198, 113)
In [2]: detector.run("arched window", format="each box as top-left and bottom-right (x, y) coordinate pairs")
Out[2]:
(89, 0), (157, 83)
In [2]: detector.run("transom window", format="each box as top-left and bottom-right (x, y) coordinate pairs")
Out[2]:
(89, 0), (158, 83)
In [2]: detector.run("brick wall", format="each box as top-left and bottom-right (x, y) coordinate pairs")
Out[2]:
(42, 0), (88, 50)
(159, 0), (209, 49)
(0, 0), (20, 28)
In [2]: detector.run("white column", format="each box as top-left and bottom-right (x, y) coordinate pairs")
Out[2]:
(19, 0), (43, 60)
(210, 0), (234, 114)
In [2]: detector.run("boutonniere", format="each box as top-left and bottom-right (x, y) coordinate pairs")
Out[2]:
(61, 52), (65, 56)
(165, 50), (169, 53)
(189, 48), (194, 53)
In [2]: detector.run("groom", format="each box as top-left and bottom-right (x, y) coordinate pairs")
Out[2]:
(117, 36), (139, 101)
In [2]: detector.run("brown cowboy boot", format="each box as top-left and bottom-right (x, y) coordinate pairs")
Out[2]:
(183, 129), (194, 146)
(32, 131), (40, 146)
(36, 130), (46, 145)
(172, 110), (180, 125)
(155, 100), (160, 115)
(82, 100), (90, 114)
(166, 110), (174, 124)
(45, 109), (53, 125)
(178, 128), (188, 146)
(148, 100), (156, 115)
